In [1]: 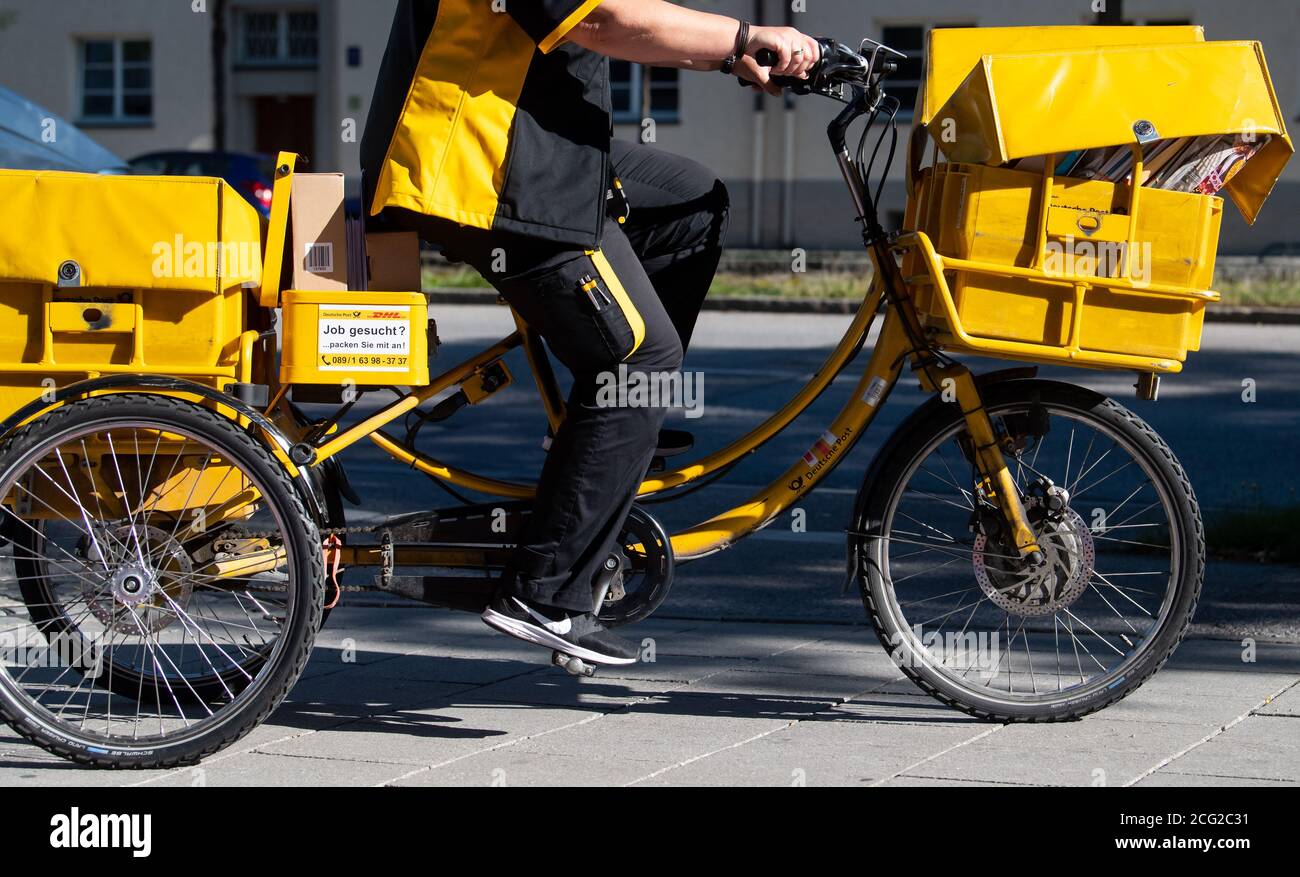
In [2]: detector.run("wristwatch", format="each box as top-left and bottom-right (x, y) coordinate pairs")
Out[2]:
(720, 19), (750, 75)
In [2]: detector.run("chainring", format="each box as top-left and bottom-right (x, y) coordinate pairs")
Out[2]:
(596, 505), (674, 628)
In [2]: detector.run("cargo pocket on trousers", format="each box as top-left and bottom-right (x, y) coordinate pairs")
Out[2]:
(511, 253), (642, 370)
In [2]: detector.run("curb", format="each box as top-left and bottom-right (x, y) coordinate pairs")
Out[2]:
(1200, 306), (1300, 325)
(426, 289), (1300, 324)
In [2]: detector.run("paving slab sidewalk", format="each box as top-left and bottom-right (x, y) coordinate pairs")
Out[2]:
(0, 607), (1295, 788)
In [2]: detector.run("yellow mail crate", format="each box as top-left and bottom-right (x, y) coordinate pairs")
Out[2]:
(0, 171), (265, 416)
(908, 26), (1209, 198)
(906, 163), (1221, 366)
(280, 291), (431, 387)
(900, 30), (1292, 373)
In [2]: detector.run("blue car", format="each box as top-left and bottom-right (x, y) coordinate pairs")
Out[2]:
(127, 151), (278, 217)
(0, 85), (127, 173)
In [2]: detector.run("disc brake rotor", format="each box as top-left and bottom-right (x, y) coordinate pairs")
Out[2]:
(972, 499), (1095, 618)
(83, 524), (194, 634)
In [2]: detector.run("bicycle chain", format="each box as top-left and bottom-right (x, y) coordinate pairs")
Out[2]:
(240, 524), (389, 540)
(236, 522), (475, 597)
(224, 524), (391, 595)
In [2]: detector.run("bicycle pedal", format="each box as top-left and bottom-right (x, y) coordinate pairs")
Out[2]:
(649, 429), (693, 472)
(551, 650), (597, 677)
(656, 428), (694, 456)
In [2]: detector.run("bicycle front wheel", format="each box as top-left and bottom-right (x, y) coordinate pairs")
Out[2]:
(0, 394), (323, 768)
(851, 380), (1203, 722)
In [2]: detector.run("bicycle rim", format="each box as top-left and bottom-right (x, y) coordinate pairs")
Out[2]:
(0, 417), (300, 752)
(874, 399), (1183, 705)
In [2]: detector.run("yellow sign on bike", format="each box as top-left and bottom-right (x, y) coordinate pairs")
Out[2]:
(279, 290), (430, 387)
(317, 305), (413, 372)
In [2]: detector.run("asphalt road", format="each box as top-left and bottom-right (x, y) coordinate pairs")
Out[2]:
(327, 305), (1300, 640)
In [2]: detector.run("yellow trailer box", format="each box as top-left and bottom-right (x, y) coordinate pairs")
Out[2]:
(0, 171), (265, 416)
(0, 170), (262, 293)
(11, 437), (257, 523)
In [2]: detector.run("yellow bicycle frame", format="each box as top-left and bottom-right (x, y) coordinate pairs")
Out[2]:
(295, 278), (944, 562)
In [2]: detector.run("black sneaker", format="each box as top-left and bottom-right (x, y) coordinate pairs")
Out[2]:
(481, 593), (640, 665)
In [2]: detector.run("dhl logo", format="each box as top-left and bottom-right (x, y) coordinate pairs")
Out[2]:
(320, 309), (408, 320)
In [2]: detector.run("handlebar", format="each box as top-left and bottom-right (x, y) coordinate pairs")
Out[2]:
(740, 38), (885, 95)
(742, 45), (822, 92)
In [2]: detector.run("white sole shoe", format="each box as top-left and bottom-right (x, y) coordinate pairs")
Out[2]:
(481, 606), (638, 666)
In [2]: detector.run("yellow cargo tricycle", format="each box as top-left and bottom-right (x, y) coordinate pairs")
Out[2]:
(0, 27), (1290, 768)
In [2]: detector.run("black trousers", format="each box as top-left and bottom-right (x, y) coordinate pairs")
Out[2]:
(386, 140), (729, 612)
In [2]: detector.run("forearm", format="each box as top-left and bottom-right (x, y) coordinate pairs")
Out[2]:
(568, 0), (739, 66)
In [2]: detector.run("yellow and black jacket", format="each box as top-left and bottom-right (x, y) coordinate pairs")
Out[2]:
(362, 0), (611, 247)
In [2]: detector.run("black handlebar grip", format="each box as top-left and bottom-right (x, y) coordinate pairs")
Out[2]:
(769, 75), (808, 90)
(742, 46), (815, 91)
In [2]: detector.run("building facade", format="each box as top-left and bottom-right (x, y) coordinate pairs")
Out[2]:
(0, 0), (1295, 251)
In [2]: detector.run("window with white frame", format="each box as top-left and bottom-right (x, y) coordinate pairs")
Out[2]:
(79, 39), (153, 124)
(880, 24), (974, 119)
(610, 61), (680, 124)
(236, 8), (319, 67)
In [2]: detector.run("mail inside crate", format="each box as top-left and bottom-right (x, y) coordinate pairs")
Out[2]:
(0, 171), (263, 294)
(1015, 134), (1274, 197)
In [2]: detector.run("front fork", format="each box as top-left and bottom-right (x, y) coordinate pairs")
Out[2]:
(918, 364), (1043, 562)
(837, 88), (1041, 563)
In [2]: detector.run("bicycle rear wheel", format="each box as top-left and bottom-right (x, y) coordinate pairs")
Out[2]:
(0, 394), (323, 767)
(850, 380), (1203, 721)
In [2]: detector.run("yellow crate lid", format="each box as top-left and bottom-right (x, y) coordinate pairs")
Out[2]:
(0, 171), (263, 293)
(926, 40), (1293, 224)
(919, 25), (1206, 126)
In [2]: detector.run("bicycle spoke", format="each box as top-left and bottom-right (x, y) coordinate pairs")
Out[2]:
(869, 396), (1183, 708)
(0, 411), (302, 759)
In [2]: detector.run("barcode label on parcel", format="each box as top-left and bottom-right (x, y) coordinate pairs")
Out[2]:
(304, 242), (334, 275)
(317, 305), (411, 372)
